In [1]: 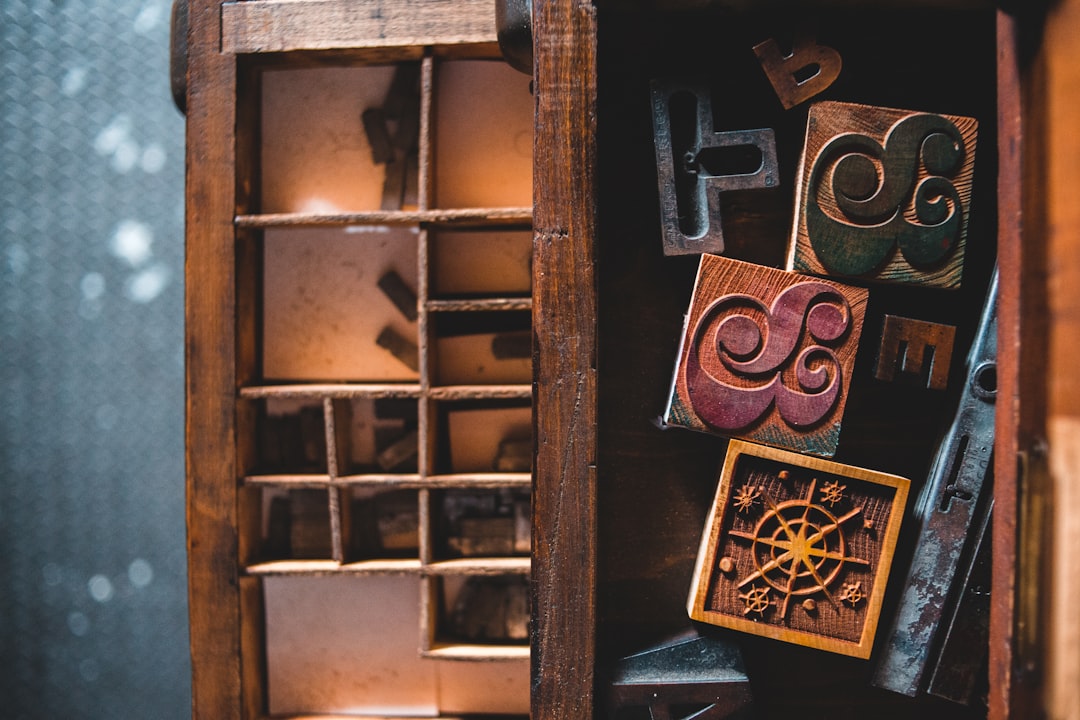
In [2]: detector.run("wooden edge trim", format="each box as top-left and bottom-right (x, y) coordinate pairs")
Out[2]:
(531, 0), (600, 718)
(186, 0), (243, 717)
(222, 0), (499, 54)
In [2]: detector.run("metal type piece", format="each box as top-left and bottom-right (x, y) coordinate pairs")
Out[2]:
(873, 269), (997, 699)
(753, 32), (841, 110)
(376, 429), (419, 472)
(651, 82), (778, 256)
(381, 155), (407, 211)
(361, 107), (395, 165)
(875, 315), (957, 391)
(375, 326), (419, 372)
(401, 151), (419, 210)
(927, 500), (993, 704)
(491, 330), (531, 360)
(382, 63), (421, 120)
(495, 0), (533, 75)
(607, 629), (753, 720)
(377, 270), (418, 322)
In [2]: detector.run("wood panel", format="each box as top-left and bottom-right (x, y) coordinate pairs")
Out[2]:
(185, 0), (242, 716)
(991, 11), (1030, 720)
(531, 0), (600, 718)
(222, 0), (498, 54)
(1030, 0), (1080, 716)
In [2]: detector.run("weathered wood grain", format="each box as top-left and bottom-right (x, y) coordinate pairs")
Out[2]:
(185, 0), (243, 716)
(222, 0), (499, 54)
(991, 10), (1035, 720)
(531, 0), (599, 717)
(1008, 2), (1080, 718)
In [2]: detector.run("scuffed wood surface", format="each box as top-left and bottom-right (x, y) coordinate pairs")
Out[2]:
(223, 0), (498, 54)
(1028, 0), (1080, 716)
(991, 11), (1027, 720)
(531, 0), (599, 718)
(185, 0), (243, 716)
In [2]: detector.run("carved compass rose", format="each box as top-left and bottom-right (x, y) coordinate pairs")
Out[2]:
(729, 479), (870, 619)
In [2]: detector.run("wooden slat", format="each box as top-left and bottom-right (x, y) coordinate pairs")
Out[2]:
(239, 383), (421, 399)
(244, 473), (335, 487)
(427, 384), (532, 400)
(234, 207), (533, 228)
(245, 558), (422, 575)
(422, 645), (531, 661)
(186, 0), (243, 717)
(268, 472), (527, 490)
(222, 0), (498, 54)
(993, 9), (1045, 720)
(531, 0), (599, 718)
(427, 298), (532, 312)
(1034, 0), (1080, 715)
(423, 557), (532, 575)
(423, 473), (531, 489)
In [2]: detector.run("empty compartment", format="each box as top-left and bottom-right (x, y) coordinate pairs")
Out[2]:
(252, 397), (329, 475)
(431, 311), (531, 386)
(434, 574), (530, 646)
(261, 62), (423, 214)
(346, 488), (420, 561)
(258, 487), (333, 561)
(433, 488), (531, 560)
(434, 399), (532, 474)
(265, 574), (438, 715)
(340, 397), (420, 475)
(262, 226), (420, 382)
(429, 228), (532, 299)
(433, 60), (533, 209)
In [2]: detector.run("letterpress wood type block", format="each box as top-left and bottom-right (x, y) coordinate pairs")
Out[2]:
(875, 315), (956, 390)
(789, 101), (978, 288)
(688, 440), (909, 659)
(753, 32), (842, 110)
(651, 81), (779, 256)
(664, 255), (867, 457)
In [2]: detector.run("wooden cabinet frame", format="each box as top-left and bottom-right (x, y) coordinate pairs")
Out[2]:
(185, 1), (1076, 717)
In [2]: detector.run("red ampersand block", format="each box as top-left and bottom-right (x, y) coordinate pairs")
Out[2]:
(664, 255), (868, 457)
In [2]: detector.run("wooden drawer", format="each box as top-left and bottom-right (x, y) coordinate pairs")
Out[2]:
(185, 1), (1079, 718)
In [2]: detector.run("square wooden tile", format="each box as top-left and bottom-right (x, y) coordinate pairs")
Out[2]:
(788, 101), (978, 288)
(664, 255), (868, 457)
(687, 441), (909, 659)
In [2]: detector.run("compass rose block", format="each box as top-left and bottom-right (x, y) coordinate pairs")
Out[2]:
(688, 441), (909, 659)
(663, 254), (868, 457)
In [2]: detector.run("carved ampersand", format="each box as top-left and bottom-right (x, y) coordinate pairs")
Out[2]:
(806, 112), (967, 276)
(685, 281), (852, 431)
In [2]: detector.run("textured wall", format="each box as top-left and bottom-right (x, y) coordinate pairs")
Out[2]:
(0, 1), (190, 717)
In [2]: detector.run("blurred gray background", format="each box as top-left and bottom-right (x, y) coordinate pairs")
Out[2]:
(1, 1), (191, 717)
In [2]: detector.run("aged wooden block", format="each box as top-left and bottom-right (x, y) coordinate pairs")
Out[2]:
(789, 101), (978, 288)
(753, 32), (842, 110)
(664, 254), (868, 457)
(688, 440), (909, 659)
(651, 81), (779, 256)
(875, 315), (957, 390)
